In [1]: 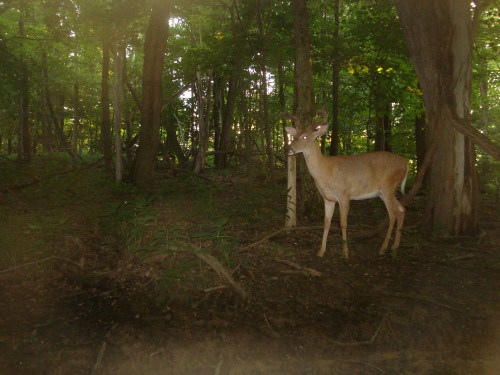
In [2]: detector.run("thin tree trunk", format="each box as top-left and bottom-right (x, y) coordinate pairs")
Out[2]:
(194, 70), (208, 174)
(113, 45), (124, 182)
(19, 60), (31, 162)
(72, 82), (80, 163)
(278, 63), (287, 159)
(374, 101), (391, 152)
(42, 54), (67, 153)
(329, 0), (340, 156)
(18, 17), (31, 162)
(101, 38), (113, 172)
(257, 1), (274, 181)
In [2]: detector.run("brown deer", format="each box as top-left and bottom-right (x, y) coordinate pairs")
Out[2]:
(283, 110), (408, 258)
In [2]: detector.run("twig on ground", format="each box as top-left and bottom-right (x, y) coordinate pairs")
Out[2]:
(90, 341), (107, 375)
(0, 255), (82, 275)
(323, 313), (388, 346)
(263, 313), (280, 338)
(195, 251), (248, 299)
(204, 285), (228, 293)
(275, 258), (322, 277)
(242, 226), (322, 250)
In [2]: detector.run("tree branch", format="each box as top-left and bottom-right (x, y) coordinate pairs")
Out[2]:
(450, 114), (500, 159)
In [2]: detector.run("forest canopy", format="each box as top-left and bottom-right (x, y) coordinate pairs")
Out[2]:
(0, 0), (499, 230)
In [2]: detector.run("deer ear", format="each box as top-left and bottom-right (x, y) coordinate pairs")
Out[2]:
(285, 126), (297, 136)
(313, 124), (329, 137)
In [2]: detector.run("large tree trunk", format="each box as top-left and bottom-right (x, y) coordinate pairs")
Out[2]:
(133, 0), (171, 184)
(394, 0), (479, 235)
(286, 0), (316, 229)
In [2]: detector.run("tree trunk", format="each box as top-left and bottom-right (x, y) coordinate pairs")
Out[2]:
(375, 102), (391, 152)
(213, 73), (223, 167)
(72, 82), (80, 163)
(113, 45), (124, 182)
(286, 0), (316, 229)
(414, 111), (427, 181)
(163, 111), (186, 166)
(257, 1), (274, 181)
(58, 86), (65, 150)
(101, 38), (113, 173)
(194, 70), (210, 174)
(394, 0), (479, 235)
(329, 0), (340, 156)
(18, 17), (31, 162)
(217, 1), (240, 170)
(19, 60), (31, 162)
(133, 0), (171, 183)
(278, 63), (288, 159)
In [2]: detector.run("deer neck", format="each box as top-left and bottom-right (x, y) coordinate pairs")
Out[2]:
(302, 144), (329, 180)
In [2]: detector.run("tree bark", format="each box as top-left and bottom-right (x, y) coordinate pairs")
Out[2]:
(18, 18), (31, 162)
(101, 38), (113, 173)
(394, 0), (480, 235)
(329, 0), (340, 156)
(194, 70), (210, 174)
(133, 0), (171, 183)
(286, 0), (316, 229)
(19, 60), (31, 162)
(72, 82), (80, 164)
(374, 102), (391, 152)
(414, 111), (427, 185)
(113, 45), (124, 182)
(257, 0), (274, 181)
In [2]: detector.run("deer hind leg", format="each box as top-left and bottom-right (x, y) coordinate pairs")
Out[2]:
(379, 195), (398, 255)
(391, 200), (406, 250)
(317, 200), (336, 257)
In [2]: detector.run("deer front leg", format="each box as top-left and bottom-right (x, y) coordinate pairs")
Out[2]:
(339, 201), (350, 259)
(317, 200), (336, 257)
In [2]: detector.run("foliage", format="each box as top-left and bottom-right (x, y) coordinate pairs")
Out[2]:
(0, 0), (498, 181)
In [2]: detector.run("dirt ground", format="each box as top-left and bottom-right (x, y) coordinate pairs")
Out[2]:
(1, 160), (499, 374)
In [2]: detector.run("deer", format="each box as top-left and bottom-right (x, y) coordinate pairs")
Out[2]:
(282, 109), (409, 259)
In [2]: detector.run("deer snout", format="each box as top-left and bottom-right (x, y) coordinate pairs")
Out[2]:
(286, 145), (296, 155)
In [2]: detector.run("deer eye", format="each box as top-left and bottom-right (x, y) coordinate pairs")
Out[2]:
(302, 135), (307, 140)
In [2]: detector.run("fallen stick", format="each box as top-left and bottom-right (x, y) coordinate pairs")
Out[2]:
(0, 255), (82, 275)
(275, 258), (322, 277)
(242, 226), (322, 250)
(90, 341), (107, 375)
(195, 251), (248, 299)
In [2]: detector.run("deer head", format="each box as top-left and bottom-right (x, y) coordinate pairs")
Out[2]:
(282, 109), (329, 155)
